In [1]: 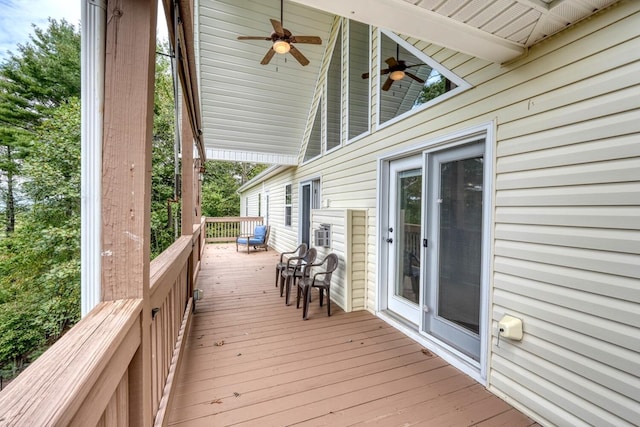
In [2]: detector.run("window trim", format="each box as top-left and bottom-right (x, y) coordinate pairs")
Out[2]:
(375, 29), (471, 132)
(302, 97), (323, 166)
(284, 184), (292, 227)
(325, 20), (343, 155)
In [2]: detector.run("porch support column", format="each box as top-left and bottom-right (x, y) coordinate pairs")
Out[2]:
(102, 0), (157, 425)
(181, 96), (194, 236)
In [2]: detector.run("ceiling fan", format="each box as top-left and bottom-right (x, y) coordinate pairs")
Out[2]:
(362, 53), (425, 91)
(237, 0), (322, 66)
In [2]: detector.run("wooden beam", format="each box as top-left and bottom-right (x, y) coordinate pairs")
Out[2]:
(289, 0), (524, 63)
(102, 0), (157, 424)
(162, 0), (205, 161)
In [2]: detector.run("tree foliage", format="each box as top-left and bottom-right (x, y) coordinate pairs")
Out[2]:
(0, 99), (81, 375)
(151, 48), (178, 258)
(201, 161), (268, 217)
(0, 19), (80, 237)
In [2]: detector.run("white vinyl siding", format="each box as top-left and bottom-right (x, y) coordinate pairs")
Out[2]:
(311, 209), (367, 312)
(239, 3), (640, 424)
(242, 188), (261, 218)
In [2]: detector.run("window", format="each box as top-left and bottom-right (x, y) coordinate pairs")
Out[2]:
(284, 184), (292, 226)
(304, 100), (322, 162)
(378, 31), (458, 126)
(326, 24), (342, 152)
(348, 20), (370, 140)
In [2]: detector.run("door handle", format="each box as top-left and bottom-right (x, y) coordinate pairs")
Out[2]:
(386, 238), (393, 243)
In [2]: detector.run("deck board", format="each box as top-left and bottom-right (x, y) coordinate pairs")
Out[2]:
(168, 244), (536, 426)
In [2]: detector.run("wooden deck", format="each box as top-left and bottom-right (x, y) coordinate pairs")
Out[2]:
(168, 244), (537, 426)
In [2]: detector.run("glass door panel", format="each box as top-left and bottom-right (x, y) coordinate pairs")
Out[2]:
(437, 156), (483, 334)
(424, 142), (485, 361)
(387, 156), (422, 324)
(394, 169), (422, 305)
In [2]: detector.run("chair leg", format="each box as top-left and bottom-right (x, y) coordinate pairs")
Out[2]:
(280, 275), (287, 297)
(275, 267), (280, 288)
(327, 288), (331, 317)
(303, 285), (311, 320)
(319, 288), (324, 307)
(296, 283), (302, 309)
(285, 277), (292, 305)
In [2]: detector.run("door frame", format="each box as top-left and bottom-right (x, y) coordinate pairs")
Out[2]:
(385, 155), (423, 325)
(376, 122), (494, 383)
(298, 177), (321, 246)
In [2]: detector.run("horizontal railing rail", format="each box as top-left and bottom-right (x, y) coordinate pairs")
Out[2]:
(0, 219), (205, 426)
(205, 216), (263, 243)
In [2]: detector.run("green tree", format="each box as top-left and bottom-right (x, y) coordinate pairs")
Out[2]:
(0, 19), (80, 236)
(151, 49), (178, 257)
(201, 161), (268, 217)
(0, 99), (81, 375)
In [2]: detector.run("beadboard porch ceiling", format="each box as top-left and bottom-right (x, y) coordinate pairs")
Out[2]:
(197, 0), (619, 165)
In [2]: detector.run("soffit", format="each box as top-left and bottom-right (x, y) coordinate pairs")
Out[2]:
(198, 0), (333, 165)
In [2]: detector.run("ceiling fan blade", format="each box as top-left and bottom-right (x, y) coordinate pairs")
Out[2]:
(238, 36), (271, 40)
(385, 57), (398, 67)
(363, 68), (389, 79)
(270, 19), (285, 37)
(290, 36), (322, 44)
(289, 45), (310, 66)
(405, 72), (425, 83)
(382, 77), (393, 91)
(260, 48), (276, 65)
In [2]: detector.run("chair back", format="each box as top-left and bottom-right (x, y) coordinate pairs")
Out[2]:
(253, 225), (268, 243)
(301, 247), (317, 267)
(302, 252), (337, 282)
(320, 253), (339, 286)
(296, 243), (308, 257)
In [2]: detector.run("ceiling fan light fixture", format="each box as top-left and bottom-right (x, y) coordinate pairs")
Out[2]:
(273, 39), (291, 54)
(390, 70), (405, 81)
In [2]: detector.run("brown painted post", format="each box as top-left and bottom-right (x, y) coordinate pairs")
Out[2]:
(180, 97), (196, 300)
(102, 0), (157, 425)
(181, 97), (195, 237)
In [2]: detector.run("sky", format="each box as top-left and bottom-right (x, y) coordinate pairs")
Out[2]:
(0, 0), (168, 61)
(0, 0), (81, 60)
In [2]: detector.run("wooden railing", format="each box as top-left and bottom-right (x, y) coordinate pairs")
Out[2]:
(205, 216), (263, 243)
(0, 217), (206, 426)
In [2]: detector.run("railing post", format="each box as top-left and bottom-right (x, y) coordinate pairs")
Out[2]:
(102, 0), (157, 424)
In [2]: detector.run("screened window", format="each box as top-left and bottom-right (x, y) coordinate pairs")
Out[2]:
(326, 25), (342, 151)
(378, 31), (455, 126)
(284, 184), (292, 226)
(348, 20), (370, 140)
